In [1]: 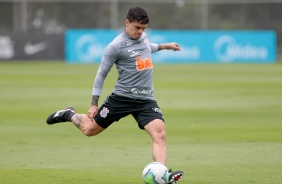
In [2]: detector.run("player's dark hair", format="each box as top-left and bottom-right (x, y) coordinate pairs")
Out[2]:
(126, 6), (149, 24)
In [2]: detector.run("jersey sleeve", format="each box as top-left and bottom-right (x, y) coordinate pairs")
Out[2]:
(92, 44), (118, 96)
(143, 32), (158, 53)
(150, 43), (158, 53)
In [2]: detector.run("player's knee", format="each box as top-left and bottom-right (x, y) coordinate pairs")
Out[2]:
(152, 130), (166, 145)
(146, 119), (166, 142)
(83, 130), (95, 137)
(83, 128), (101, 137)
(158, 129), (166, 142)
(153, 125), (166, 142)
(156, 121), (166, 139)
(82, 122), (104, 137)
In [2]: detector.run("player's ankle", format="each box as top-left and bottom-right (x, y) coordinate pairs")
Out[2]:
(63, 110), (76, 121)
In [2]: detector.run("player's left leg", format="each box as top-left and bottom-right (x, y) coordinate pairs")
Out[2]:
(144, 119), (167, 164)
(134, 99), (184, 183)
(144, 119), (183, 183)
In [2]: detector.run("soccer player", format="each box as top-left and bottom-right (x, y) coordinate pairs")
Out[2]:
(46, 6), (183, 183)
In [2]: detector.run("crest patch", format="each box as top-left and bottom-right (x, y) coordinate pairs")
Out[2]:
(100, 107), (109, 118)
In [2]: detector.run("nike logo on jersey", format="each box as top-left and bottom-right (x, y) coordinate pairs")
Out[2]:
(130, 51), (139, 57)
(128, 48), (134, 52)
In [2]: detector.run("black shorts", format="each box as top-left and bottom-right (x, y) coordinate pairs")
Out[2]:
(94, 93), (165, 129)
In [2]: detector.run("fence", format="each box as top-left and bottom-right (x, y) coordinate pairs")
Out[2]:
(0, 0), (281, 59)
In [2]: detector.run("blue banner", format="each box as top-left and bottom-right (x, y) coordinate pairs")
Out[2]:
(65, 30), (276, 63)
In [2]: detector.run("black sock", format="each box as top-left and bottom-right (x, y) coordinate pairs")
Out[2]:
(63, 110), (76, 121)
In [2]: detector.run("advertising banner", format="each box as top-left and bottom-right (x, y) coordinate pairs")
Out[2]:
(0, 33), (64, 60)
(65, 30), (276, 63)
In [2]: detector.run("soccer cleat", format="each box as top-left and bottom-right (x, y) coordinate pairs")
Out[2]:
(46, 106), (76, 125)
(167, 169), (184, 184)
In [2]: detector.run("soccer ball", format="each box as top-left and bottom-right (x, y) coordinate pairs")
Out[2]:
(142, 162), (169, 184)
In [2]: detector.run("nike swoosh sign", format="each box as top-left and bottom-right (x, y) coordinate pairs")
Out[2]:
(24, 42), (48, 55)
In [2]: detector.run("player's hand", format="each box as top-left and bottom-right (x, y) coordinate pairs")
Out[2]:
(87, 105), (98, 122)
(169, 42), (181, 51)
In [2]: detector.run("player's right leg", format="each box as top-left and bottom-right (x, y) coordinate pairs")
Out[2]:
(46, 106), (105, 136)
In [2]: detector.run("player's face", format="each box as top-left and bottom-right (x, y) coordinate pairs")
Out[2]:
(125, 19), (148, 40)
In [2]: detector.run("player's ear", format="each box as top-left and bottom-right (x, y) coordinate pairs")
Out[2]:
(125, 19), (130, 27)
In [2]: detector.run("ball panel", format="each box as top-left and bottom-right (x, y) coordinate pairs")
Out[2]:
(142, 162), (169, 184)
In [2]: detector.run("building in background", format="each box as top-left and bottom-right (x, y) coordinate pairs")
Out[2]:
(0, 0), (281, 61)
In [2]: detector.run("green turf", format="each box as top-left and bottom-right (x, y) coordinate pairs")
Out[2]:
(0, 62), (282, 183)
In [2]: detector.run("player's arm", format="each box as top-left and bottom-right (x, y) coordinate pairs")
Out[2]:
(158, 42), (181, 51)
(91, 61), (113, 106)
(88, 62), (111, 121)
(87, 44), (117, 121)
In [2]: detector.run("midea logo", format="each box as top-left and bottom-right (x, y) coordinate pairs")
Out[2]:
(214, 35), (268, 62)
(75, 34), (104, 62)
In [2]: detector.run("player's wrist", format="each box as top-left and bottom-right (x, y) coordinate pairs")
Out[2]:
(91, 95), (99, 106)
(91, 103), (98, 106)
(158, 44), (163, 50)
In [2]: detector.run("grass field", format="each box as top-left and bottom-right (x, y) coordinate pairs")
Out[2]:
(0, 62), (282, 184)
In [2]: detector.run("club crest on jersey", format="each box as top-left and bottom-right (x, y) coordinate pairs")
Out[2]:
(100, 107), (109, 118)
(125, 40), (132, 46)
